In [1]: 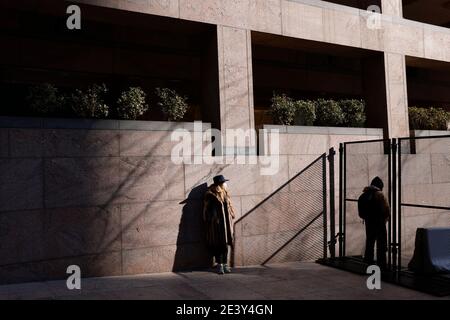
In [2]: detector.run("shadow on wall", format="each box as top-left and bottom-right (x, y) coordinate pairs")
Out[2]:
(233, 155), (327, 266)
(174, 183), (211, 271)
(0, 124), (207, 284)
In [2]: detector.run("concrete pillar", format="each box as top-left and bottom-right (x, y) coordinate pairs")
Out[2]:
(217, 26), (256, 155)
(384, 53), (410, 138)
(382, 1), (409, 138)
(382, 0), (403, 16)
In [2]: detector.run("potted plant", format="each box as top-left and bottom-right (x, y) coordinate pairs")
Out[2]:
(270, 93), (296, 126)
(155, 88), (189, 121)
(69, 83), (110, 119)
(314, 99), (344, 127)
(339, 99), (366, 127)
(116, 87), (149, 120)
(294, 100), (316, 126)
(26, 83), (66, 116)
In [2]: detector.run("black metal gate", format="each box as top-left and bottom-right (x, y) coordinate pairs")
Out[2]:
(320, 134), (450, 296)
(395, 135), (450, 295)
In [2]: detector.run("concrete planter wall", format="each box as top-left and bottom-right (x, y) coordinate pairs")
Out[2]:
(0, 117), (215, 284)
(0, 117), (388, 283)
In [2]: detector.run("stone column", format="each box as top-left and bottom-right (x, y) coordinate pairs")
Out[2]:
(384, 53), (410, 138)
(382, 1), (409, 138)
(381, 0), (402, 16)
(217, 25), (256, 155)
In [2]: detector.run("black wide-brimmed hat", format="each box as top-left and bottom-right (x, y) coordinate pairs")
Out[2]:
(213, 175), (229, 185)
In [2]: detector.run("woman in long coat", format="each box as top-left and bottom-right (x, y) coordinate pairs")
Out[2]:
(203, 175), (235, 274)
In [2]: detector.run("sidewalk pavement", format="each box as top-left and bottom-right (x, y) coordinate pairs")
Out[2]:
(0, 261), (447, 300)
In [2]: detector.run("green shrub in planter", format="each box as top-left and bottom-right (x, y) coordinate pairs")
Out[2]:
(26, 83), (65, 116)
(409, 106), (429, 130)
(270, 93), (296, 125)
(314, 99), (344, 127)
(294, 100), (316, 126)
(116, 87), (149, 120)
(409, 106), (450, 130)
(428, 107), (450, 130)
(340, 99), (366, 127)
(155, 88), (189, 121)
(70, 84), (109, 119)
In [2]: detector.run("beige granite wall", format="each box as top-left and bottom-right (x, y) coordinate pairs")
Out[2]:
(2, 116), (447, 282)
(0, 118), (217, 283)
(0, 117), (385, 282)
(73, 0), (450, 64)
(381, 0), (402, 17)
(0, 118), (309, 283)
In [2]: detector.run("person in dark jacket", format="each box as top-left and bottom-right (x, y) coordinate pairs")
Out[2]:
(361, 176), (390, 269)
(203, 175), (236, 275)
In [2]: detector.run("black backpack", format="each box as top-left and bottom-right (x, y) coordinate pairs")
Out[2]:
(358, 190), (376, 220)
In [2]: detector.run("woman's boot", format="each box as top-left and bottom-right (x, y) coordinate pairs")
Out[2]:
(223, 264), (232, 273)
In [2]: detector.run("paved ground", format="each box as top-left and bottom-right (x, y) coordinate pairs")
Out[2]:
(0, 262), (448, 300)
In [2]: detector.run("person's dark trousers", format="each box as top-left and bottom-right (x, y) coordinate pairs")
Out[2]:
(364, 219), (387, 269)
(213, 245), (228, 264)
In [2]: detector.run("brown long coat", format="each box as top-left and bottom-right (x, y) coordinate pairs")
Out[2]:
(202, 185), (235, 248)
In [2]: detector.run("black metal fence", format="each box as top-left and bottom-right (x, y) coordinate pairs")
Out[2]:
(322, 134), (450, 296)
(233, 133), (449, 295)
(398, 135), (450, 272)
(233, 154), (327, 266)
(339, 139), (392, 261)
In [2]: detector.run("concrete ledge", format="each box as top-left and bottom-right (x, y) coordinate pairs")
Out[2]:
(414, 130), (450, 137)
(119, 120), (211, 131)
(0, 117), (44, 129)
(262, 125), (288, 133)
(263, 125), (383, 136)
(291, 0), (450, 36)
(222, 147), (258, 156)
(45, 118), (119, 130)
(366, 128), (384, 135)
(0, 117), (211, 132)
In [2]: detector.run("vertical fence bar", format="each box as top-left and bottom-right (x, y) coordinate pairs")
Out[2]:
(387, 140), (392, 270)
(398, 139), (402, 271)
(343, 143), (347, 257)
(323, 154), (328, 260)
(392, 139), (397, 271)
(338, 143), (344, 258)
(328, 147), (336, 259)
